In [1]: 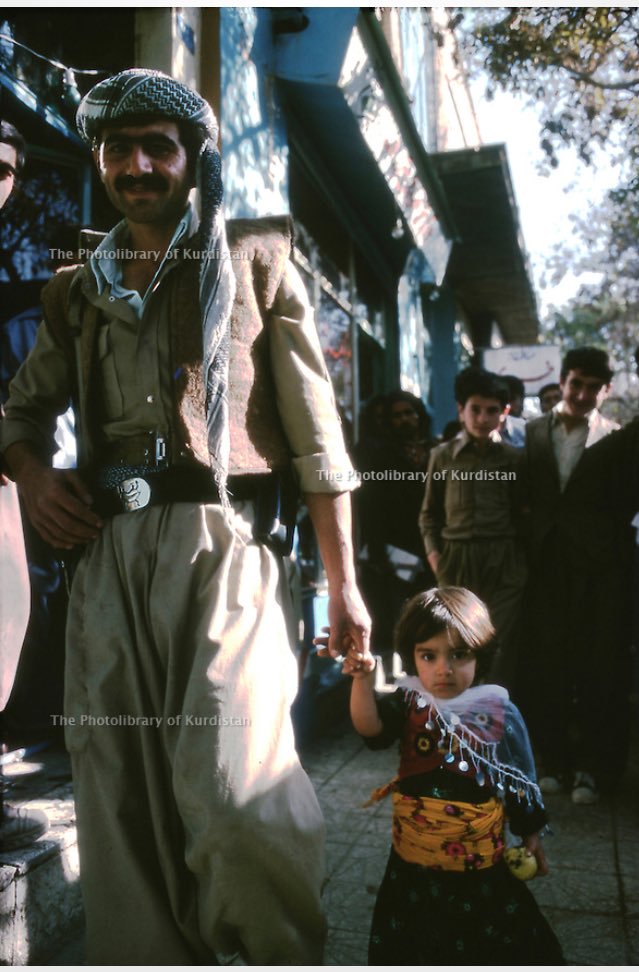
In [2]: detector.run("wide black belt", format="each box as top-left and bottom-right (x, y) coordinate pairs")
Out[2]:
(92, 466), (268, 517)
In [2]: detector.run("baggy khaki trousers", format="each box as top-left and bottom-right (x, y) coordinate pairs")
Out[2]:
(64, 501), (326, 965)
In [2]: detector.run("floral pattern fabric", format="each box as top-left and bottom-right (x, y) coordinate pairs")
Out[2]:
(391, 792), (505, 871)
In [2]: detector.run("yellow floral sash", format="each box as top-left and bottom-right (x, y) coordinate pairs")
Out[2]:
(391, 792), (505, 872)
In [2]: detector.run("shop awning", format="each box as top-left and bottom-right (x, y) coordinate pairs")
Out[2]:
(274, 10), (453, 293)
(430, 144), (539, 343)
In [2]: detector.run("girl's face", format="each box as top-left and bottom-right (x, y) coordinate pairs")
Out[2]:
(413, 629), (477, 699)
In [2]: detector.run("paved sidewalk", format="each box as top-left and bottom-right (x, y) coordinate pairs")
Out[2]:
(3, 718), (638, 964)
(303, 720), (639, 966)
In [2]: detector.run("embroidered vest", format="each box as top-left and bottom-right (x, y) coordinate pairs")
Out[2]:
(39, 216), (294, 475)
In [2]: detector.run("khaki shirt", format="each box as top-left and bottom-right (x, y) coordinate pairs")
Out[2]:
(419, 430), (524, 555)
(1, 229), (355, 495)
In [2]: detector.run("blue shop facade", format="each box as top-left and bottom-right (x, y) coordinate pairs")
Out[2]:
(1, 6), (538, 436)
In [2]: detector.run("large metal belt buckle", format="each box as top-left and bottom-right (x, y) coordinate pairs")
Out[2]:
(116, 476), (152, 512)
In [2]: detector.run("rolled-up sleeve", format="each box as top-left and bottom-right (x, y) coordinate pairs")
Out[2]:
(268, 260), (357, 494)
(0, 319), (72, 462)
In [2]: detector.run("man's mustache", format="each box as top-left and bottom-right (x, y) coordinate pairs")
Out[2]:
(114, 175), (168, 191)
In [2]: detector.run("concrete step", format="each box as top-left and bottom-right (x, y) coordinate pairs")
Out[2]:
(0, 748), (84, 965)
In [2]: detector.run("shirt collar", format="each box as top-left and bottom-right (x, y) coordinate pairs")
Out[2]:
(90, 203), (198, 303)
(450, 427), (502, 458)
(551, 400), (598, 429)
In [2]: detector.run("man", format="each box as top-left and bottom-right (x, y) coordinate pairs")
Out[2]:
(499, 374), (526, 447)
(419, 368), (526, 687)
(356, 391), (434, 677)
(517, 346), (626, 805)
(537, 381), (561, 414)
(0, 71), (371, 964)
(0, 120), (50, 851)
(0, 120), (23, 209)
(503, 374), (525, 418)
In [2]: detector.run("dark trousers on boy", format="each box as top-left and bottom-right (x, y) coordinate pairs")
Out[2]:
(437, 537), (526, 688)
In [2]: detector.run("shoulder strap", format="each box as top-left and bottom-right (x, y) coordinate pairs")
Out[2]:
(39, 266), (84, 353)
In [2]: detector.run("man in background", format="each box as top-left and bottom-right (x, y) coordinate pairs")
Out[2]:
(0, 119), (50, 851)
(518, 347), (626, 805)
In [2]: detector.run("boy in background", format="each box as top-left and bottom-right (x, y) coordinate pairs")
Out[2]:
(419, 368), (526, 686)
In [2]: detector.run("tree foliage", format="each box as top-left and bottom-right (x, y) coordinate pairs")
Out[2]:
(451, 7), (639, 168)
(450, 7), (639, 378)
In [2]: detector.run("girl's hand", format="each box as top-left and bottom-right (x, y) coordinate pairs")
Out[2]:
(523, 832), (549, 877)
(313, 626), (377, 678)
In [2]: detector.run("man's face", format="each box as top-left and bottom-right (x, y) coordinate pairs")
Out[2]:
(508, 394), (524, 418)
(0, 142), (17, 211)
(458, 395), (506, 441)
(389, 400), (419, 440)
(539, 386), (561, 413)
(560, 368), (608, 419)
(94, 121), (191, 227)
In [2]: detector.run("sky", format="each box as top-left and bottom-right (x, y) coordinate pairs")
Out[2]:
(473, 86), (619, 322)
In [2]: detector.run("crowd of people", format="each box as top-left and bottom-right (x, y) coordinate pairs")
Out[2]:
(354, 349), (638, 810)
(0, 64), (637, 966)
(340, 351), (636, 961)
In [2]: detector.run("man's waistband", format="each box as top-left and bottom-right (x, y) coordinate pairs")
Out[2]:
(92, 465), (271, 517)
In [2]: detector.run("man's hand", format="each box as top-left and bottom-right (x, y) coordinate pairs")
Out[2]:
(427, 549), (440, 578)
(313, 617), (375, 677)
(325, 585), (371, 663)
(6, 445), (102, 549)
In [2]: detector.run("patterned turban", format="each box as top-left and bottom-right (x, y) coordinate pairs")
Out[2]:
(76, 69), (234, 504)
(75, 68), (217, 145)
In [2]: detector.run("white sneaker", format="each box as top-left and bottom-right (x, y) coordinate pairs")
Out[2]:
(572, 771), (599, 805)
(539, 775), (563, 795)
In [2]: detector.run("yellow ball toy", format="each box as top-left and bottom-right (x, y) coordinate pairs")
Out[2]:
(504, 846), (538, 881)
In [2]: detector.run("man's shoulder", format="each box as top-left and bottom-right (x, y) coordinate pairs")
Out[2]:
(525, 413), (551, 433)
(494, 438), (522, 461)
(41, 263), (86, 293)
(430, 438), (456, 461)
(39, 265), (88, 343)
(226, 215), (294, 252)
(225, 216), (295, 308)
(524, 413), (551, 445)
(596, 412), (620, 435)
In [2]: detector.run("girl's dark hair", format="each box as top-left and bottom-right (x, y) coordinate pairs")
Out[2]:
(394, 587), (496, 680)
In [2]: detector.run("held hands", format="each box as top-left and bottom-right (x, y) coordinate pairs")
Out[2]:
(16, 461), (103, 550)
(313, 626), (377, 678)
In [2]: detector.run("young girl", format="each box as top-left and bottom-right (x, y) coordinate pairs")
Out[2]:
(345, 586), (564, 965)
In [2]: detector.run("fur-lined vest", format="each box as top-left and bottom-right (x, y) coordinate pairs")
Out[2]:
(40, 216), (294, 475)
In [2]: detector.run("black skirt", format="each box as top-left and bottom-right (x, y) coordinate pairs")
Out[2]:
(369, 848), (565, 966)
